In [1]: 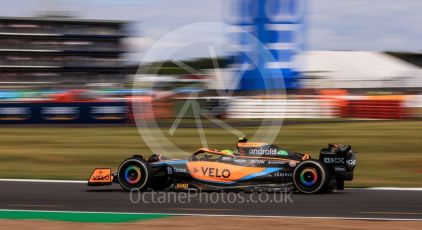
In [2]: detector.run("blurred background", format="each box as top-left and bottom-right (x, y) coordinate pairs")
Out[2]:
(0, 0), (421, 187)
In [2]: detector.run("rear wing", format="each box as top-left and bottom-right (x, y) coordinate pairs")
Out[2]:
(319, 144), (356, 181)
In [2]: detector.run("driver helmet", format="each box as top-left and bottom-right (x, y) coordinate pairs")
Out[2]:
(221, 149), (234, 155)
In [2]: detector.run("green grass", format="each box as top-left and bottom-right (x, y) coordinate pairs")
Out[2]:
(0, 210), (169, 223)
(0, 120), (422, 187)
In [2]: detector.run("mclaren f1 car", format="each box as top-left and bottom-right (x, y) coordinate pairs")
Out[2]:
(88, 138), (357, 194)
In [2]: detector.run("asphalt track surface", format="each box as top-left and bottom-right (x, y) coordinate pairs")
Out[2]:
(1, 181), (422, 220)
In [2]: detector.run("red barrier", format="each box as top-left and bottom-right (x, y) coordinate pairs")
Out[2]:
(341, 99), (407, 119)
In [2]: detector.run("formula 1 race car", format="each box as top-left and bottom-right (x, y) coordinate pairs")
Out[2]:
(88, 138), (357, 194)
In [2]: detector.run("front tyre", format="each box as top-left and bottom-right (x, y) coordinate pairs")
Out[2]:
(118, 157), (153, 191)
(293, 160), (331, 194)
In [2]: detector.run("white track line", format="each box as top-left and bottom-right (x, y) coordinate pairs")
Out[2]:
(0, 209), (421, 221)
(365, 187), (422, 191)
(0, 179), (85, 183)
(1, 179), (422, 191)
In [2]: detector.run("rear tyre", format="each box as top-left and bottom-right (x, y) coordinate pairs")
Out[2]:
(118, 157), (153, 191)
(293, 160), (331, 194)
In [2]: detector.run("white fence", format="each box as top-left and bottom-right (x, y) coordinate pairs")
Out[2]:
(226, 98), (335, 119)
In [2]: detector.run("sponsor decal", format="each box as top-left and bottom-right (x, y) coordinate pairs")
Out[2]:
(268, 160), (286, 165)
(219, 156), (233, 162)
(89, 168), (112, 183)
(175, 183), (189, 190)
(90, 106), (127, 114)
(201, 167), (231, 178)
(277, 150), (289, 156)
(186, 161), (266, 183)
(289, 161), (297, 167)
(234, 158), (247, 164)
(167, 166), (173, 174)
(346, 159), (356, 166)
(250, 159), (265, 165)
(167, 166), (187, 174)
(0, 107), (30, 115)
(0, 107), (31, 121)
(248, 148), (277, 156)
(91, 174), (110, 181)
(41, 107), (79, 115)
(274, 172), (293, 177)
(174, 168), (187, 173)
(90, 106), (128, 120)
(40, 107), (79, 121)
(323, 157), (345, 164)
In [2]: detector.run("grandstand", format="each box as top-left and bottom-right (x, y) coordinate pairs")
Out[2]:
(0, 16), (131, 89)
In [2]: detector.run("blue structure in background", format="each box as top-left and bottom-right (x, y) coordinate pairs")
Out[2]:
(232, 0), (305, 90)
